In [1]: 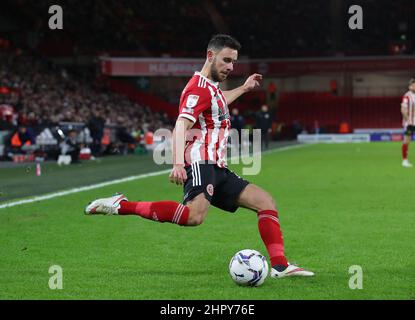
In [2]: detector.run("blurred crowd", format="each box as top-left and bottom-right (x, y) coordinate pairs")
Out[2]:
(0, 47), (173, 160)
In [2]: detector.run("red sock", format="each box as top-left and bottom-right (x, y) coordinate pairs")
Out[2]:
(118, 201), (189, 225)
(257, 210), (288, 267)
(402, 143), (409, 160)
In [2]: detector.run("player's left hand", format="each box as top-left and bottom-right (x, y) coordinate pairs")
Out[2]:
(243, 73), (262, 92)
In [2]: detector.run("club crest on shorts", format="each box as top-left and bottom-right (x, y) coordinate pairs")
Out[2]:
(186, 94), (199, 108)
(206, 184), (214, 196)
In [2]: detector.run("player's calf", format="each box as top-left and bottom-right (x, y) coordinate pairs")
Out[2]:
(185, 193), (210, 226)
(86, 194), (191, 226)
(84, 193), (214, 227)
(118, 200), (190, 225)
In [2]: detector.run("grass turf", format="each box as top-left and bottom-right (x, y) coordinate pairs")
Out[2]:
(0, 143), (414, 299)
(0, 153), (169, 203)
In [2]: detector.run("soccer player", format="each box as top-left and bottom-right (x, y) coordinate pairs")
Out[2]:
(401, 78), (415, 167)
(85, 35), (314, 278)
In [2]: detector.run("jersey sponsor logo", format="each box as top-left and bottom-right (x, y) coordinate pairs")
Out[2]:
(186, 94), (199, 108)
(183, 107), (194, 114)
(206, 184), (214, 196)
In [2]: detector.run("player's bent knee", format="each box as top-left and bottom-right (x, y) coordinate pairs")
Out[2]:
(258, 194), (277, 212)
(239, 185), (278, 212)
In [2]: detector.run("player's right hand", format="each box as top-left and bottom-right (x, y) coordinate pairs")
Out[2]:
(169, 165), (187, 185)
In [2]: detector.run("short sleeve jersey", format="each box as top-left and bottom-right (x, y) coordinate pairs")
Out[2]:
(178, 72), (231, 168)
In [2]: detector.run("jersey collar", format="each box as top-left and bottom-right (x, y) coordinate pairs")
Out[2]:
(194, 71), (219, 88)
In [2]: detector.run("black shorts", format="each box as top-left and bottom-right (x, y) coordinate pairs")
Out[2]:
(183, 163), (250, 213)
(404, 125), (415, 136)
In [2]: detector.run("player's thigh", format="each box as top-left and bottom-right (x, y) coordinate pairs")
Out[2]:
(210, 168), (249, 213)
(183, 163), (215, 204)
(404, 126), (415, 143)
(186, 193), (211, 225)
(235, 184), (276, 212)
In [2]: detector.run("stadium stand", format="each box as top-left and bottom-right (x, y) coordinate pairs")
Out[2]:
(1, 0), (414, 158)
(276, 92), (402, 134)
(3, 0), (414, 58)
(0, 46), (173, 161)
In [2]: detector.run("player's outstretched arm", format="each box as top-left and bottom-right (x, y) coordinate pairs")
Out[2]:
(223, 73), (262, 105)
(169, 117), (193, 185)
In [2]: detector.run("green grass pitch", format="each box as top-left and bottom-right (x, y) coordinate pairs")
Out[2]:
(0, 143), (414, 299)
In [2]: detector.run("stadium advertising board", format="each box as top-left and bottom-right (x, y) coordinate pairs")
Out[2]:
(101, 56), (415, 76)
(298, 134), (370, 143)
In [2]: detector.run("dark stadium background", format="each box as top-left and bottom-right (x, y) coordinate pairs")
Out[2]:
(0, 0), (414, 303)
(1, 0), (414, 167)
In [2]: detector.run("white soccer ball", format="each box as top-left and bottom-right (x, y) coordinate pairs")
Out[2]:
(229, 249), (269, 287)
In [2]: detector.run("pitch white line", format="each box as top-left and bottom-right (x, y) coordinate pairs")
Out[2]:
(0, 170), (170, 210)
(260, 143), (310, 156)
(0, 143), (309, 209)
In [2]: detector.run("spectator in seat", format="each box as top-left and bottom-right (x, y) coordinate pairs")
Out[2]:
(117, 125), (136, 154)
(314, 120), (321, 134)
(292, 120), (303, 138)
(88, 110), (105, 157)
(339, 121), (350, 134)
(231, 108), (245, 150)
(9, 125), (36, 153)
(60, 130), (81, 164)
(267, 82), (277, 102)
(256, 104), (273, 149)
(231, 108), (245, 136)
(0, 115), (15, 130)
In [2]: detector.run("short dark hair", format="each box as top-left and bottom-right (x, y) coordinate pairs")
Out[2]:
(207, 34), (241, 52)
(409, 78), (415, 86)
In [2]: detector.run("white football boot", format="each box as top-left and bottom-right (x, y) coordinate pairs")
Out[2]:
(85, 194), (128, 215)
(270, 263), (315, 278)
(402, 159), (413, 168)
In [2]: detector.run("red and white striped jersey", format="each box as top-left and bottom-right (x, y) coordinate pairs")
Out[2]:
(178, 72), (231, 168)
(401, 91), (415, 126)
